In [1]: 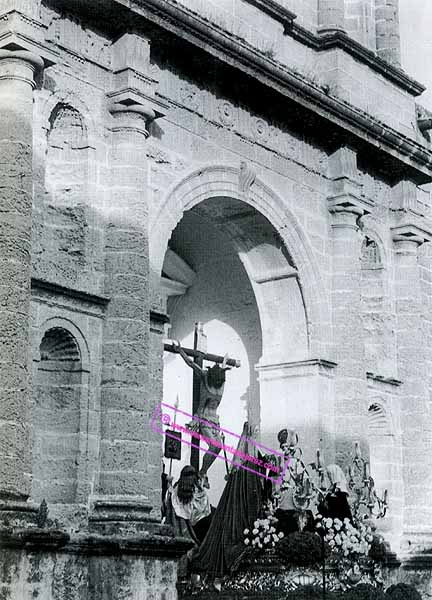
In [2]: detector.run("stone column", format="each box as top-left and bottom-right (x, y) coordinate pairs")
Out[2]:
(0, 49), (43, 505)
(327, 147), (372, 465)
(391, 220), (432, 550)
(318, 0), (345, 34)
(92, 102), (159, 529)
(375, 0), (401, 66)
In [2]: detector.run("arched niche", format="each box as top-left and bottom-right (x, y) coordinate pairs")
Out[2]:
(151, 166), (334, 485)
(39, 101), (91, 282)
(32, 326), (86, 505)
(150, 164), (330, 359)
(360, 230), (396, 378)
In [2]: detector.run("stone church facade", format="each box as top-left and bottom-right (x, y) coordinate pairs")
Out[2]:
(1, 0), (432, 597)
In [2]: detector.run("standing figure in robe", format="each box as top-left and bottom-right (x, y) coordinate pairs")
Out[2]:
(318, 464), (353, 522)
(174, 340), (231, 486)
(190, 422), (265, 585)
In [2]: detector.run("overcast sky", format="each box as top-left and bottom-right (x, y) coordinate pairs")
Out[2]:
(400, 0), (432, 109)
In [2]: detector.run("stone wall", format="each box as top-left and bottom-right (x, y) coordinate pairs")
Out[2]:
(1, 0), (432, 597)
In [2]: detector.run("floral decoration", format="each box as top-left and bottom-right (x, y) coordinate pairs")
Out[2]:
(316, 515), (373, 559)
(243, 501), (284, 551)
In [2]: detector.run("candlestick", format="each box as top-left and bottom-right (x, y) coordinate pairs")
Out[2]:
(355, 442), (362, 460)
(364, 461), (369, 479)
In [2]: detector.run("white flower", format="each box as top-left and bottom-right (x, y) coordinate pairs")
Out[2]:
(329, 540), (335, 547)
(278, 532), (284, 539)
(244, 538), (250, 545)
(264, 536), (270, 544)
(252, 528), (258, 535)
(244, 529), (249, 535)
(254, 521), (259, 528)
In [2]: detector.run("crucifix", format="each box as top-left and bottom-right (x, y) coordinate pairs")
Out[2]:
(164, 322), (240, 477)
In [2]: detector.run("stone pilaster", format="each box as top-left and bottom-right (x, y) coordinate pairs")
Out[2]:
(318, 0), (345, 34)
(328, 146), (373, 465)
(391, 200), (432, 552)
(0, 49), (43, 508)
(92, 33), (166, 531)
(93, 104), (153, 529)
(375, 0), (401, 66)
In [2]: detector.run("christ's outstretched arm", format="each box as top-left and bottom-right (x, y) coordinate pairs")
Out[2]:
(173, 340), (204, 377)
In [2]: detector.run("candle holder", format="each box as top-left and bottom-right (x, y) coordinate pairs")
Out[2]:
(347, 442), (388, 519)
(275, 432), (325, 518)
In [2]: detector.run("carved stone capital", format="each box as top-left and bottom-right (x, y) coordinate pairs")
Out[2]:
(109, 102), (159, 137)
(327, 145), (373, 219)
(0, 9), (57, 65)
(391, 224), (432, 248)
(0, 48), (44, 88)
(107, 32), (168, 130)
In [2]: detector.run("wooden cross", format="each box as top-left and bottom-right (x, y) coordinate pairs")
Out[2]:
(164, 322), (240, 471)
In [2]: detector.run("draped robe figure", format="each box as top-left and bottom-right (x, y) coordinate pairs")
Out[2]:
(191, 422), (265, 579)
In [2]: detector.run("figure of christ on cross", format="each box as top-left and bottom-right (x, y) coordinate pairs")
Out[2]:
(164, 328), (240, 488)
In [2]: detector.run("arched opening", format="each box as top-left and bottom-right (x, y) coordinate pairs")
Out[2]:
(32, 327), (83, 504)
(43, 103), (90, 281)
(360, 232), (396, 377)
(160, 195), (309, 503)
(367, 400), (402, 545)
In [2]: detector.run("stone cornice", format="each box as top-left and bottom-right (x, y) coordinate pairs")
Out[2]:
(366, 372), (402, 387)
(288, 25), (425, 97)
(121, 0), (432, 182)
(256, 358), (337, 372)
(31, 278), (110, 308)
(0, 528), (193, 558)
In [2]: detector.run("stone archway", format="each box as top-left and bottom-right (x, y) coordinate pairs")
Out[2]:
(151, 165), (335, 471)
(150, 164), (331, 359)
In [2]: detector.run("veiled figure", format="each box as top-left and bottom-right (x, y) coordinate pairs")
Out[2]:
(191, 422), (265, 579)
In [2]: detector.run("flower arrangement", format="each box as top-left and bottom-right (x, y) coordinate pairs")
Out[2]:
(243, 500), (284, 551)
(316, 515), (373, 559)
(243, 515), (284, 551)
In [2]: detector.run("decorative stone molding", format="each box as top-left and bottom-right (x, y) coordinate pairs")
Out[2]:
(135, 0), (432, 181)
(327, 146), (373, 218)
(245, 0), (296, 33)
(391, 224), (432, 246)
(31, 278), (109, 310)
(390, 180), (432, 245)
(238, 161), (256, 196)
(0, 9), (57, 65)
(256, 358), (337, 377)
(109, 101), (159, 137)
(0, 48), (44, 86)
(252, 265), (298, 284)
(107, 32), (168, 130)
(366, 372), (401, 387)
